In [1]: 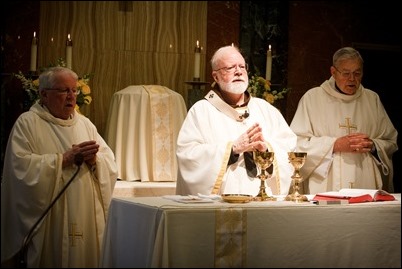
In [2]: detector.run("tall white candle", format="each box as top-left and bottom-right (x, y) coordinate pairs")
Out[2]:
(66, 34), (72, 69)
(265, 45), (272, 81)
(194, 40), (201, 79)
(30, 32), (38, 72)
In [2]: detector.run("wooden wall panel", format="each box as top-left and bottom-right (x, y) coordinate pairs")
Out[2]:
(37, 1), (207, 134)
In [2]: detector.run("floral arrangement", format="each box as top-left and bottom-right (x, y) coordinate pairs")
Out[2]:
(247, 73), (289, 105)
(14, 58), (92, 111)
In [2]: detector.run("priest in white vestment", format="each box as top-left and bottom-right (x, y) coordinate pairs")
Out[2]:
(290, 47), (398, 194)
(1, 67), (118, 267)
(176, 46), (296, 196)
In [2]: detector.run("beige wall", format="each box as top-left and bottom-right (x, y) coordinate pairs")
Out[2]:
(38, 1), (207, 135)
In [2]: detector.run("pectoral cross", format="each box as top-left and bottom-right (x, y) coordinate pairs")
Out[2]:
(69, 223), (83, 247)
(339, 117), (357, 135)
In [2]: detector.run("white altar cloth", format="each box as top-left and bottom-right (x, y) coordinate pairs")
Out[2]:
(104, 85), (187, 182)
(101, 194), (401, 268)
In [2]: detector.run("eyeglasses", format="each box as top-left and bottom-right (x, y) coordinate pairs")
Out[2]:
(46, 88), (80, 96)
(214, 63), (248, 74)
(334, 66), (362, 79)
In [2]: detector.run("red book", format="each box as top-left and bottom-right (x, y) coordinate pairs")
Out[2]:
(312, 188), (396, 204)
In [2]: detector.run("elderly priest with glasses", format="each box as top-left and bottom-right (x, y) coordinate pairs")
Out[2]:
(176, 45), (297, 197)
(290, 47), (398, 194)
(1, 67), (118, 268)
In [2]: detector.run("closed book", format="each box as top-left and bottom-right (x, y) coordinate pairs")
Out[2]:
(312, 188), (396, 204)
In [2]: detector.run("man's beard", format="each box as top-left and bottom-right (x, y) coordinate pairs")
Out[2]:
(220, 79), (248, 95)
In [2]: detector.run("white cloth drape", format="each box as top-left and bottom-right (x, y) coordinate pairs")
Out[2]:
(104, 85), (187, 182)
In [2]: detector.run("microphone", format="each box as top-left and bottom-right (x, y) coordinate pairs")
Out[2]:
(74, 152), (84, 166)
(239, 110), (249, 120)
(18, 153), (84, 268)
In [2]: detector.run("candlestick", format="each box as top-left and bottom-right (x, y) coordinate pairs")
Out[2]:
(30, 32), (38, 72)
(66, 34), (73, 69)
(194, 40), (201, 79)
(265, 45), (272, 81)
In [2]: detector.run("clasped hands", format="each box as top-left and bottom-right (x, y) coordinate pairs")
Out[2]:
(334, 133), (374, 153)
(63, 140), (99, 168)
(233, 123), (267, 155)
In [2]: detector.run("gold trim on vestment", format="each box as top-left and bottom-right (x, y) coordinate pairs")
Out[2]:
(266, 142), (281, 194)
(211, 143), (233, 194)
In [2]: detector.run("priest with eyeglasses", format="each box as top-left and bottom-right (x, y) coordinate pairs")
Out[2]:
(176, 45), (297, 196)
(290, 47), (398, 194)
(1, 67), (118, 268)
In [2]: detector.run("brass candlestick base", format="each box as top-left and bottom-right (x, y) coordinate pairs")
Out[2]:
(285, 152), (308, 203)
(253, 151), (276, 201)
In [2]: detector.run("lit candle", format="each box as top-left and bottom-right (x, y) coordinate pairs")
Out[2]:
(194, 40), (201, 79)
(66, 34), (72, 69)
(265, 45), (272, 81)
(30, 32), (38, 72)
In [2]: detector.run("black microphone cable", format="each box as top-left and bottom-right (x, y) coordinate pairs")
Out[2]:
(18, 153), (84, 268)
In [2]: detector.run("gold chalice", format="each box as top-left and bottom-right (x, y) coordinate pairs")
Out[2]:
(253, 151), (276, 201)
(285, 152), (308, 203)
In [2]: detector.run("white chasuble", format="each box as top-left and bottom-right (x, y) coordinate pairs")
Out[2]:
(1, 103), (118, 267)
(290, 77), (398, 193)
(176, 95), (297, 196)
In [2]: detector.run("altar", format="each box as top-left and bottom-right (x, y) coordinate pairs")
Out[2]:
(101, 195), (401, 268)
(104, 85), (187, 182)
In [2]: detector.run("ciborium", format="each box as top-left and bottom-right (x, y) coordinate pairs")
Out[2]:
(253, 151), (276, 201)
(285, 152), (308, 203)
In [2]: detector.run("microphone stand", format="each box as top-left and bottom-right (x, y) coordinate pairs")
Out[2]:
(18, 154), (84, 268)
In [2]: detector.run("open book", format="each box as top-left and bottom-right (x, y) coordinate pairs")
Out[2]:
(312, 188), (396, 204)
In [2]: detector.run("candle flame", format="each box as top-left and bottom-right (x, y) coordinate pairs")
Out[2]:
(68, 34), (71, 40)
(196, 40), (199, 47)
(51, 37), (54, 42)
(269, 44), (271, 50)
(33, 32), (36, 38)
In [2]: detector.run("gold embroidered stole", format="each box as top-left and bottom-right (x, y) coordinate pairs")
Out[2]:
(143, 85), (176, 181)
(206, 90), (248, 194)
